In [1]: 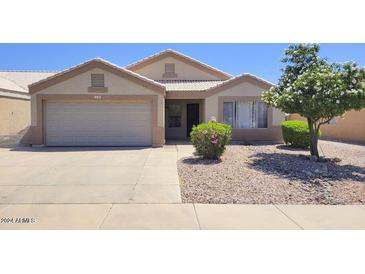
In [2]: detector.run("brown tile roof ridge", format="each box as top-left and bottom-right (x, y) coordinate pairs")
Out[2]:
(28, 58), (166, 90)
(157, 79), (224, 83)
(204, 73), (276, 92)
(125, 49), (233, 79)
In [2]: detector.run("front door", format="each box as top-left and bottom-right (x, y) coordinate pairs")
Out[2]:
(186, 104), (200, 137)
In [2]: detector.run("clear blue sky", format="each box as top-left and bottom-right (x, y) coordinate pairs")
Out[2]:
(1, 43), (364, 84)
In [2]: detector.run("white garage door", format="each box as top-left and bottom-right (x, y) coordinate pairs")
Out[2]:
(45, 101), (152, 146)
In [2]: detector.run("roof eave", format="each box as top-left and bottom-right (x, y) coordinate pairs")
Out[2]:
(28, 58), (166, 96)
(126, 49), (232, 80)
(203, 73), (275, 98)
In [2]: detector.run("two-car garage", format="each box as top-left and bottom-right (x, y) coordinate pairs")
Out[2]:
(23, 58), (166, 147)
(44, 101), (152, 146)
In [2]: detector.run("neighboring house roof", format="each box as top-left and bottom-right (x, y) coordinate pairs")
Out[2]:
(0, 71), (57, 100)
(157, 80), (224, 91)
(0, 76), (26, 93)
(126, 49), (232, 80)
(28, 58), (166, 95)
(0, 75), (28, 100)
(0, 71), (57, 91)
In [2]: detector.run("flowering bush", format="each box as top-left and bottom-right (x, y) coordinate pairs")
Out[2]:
(190, 122), (232, 159)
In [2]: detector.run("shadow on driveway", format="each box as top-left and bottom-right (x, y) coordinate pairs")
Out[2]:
(0, 139), (150, 153)
(8, 146), (151, 153)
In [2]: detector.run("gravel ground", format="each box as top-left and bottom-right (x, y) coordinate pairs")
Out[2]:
(178, 141), (365, 204)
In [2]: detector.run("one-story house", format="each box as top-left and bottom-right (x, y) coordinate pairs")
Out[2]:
(18, 49), (285, 146)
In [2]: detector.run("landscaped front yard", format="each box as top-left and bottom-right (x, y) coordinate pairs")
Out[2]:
(178, 141), (365, 204)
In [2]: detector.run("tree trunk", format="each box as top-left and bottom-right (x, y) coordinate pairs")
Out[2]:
(307, 118), (319, 158)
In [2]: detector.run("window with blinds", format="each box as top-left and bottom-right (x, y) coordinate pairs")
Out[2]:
(91, 74), (105, 87)
(223, 101), (268, 128)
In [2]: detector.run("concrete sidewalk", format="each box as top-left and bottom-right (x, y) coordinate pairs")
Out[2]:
(1, 203), (364, 229)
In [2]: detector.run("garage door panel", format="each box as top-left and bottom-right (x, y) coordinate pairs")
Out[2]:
(46, 136), (149, 146)
(46, 121), (150, 130)
(46, 128), (150, 137)
(48, 113), (151, 121)
(47, 109), (151, 117)
(47, 104), (150, 114)
(45, 102), (152, 146)
(46, 123), (149, 132)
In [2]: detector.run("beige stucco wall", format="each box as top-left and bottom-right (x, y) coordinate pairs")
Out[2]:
(203, 81), (285, 142)
(0, 97), (30, 136)
(132, 57), (222, 81)
(31, 68), (164, 128)
(204, 81), (285, 125)
(289, 109), (365, 144)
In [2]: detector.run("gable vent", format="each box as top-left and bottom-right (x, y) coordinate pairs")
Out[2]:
(91, 74), (105, 87)
(163, 63), (177, 78)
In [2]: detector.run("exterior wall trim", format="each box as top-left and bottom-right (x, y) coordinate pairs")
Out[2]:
(166, 91), (206, 99)
(87, 87), (108, 93)
(0, 95), (30, 101)
(21, 94), (164, 147)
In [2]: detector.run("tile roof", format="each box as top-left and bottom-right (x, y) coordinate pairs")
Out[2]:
(0, 71), (57, 92)
(126, 49), (232, 80)
(204, 73), (275, 92)
(28, 58), (165, 92)
(0, 60), (274, 98)
(0, 74), (31, 99)
(0, 76), (26, 93)
(158, 80), (224, 91)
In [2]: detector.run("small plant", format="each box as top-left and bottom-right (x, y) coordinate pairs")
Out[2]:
(281, 120), (321, 148)
(190, 122), (232, 159)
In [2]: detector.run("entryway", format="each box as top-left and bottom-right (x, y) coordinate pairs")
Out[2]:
(165, 99), (203, 140)
(186, 104), (200, 137)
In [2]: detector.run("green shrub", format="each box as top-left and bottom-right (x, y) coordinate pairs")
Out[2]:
(190, 122), (232, 159)
(281, 120), (321, 148)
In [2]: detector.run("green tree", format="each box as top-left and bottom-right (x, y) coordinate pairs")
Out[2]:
(262, 44), (365, 158)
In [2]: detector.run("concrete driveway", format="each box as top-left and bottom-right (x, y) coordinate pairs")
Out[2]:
(0, 145), (182, 204)
(1, 143), (365, 229)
